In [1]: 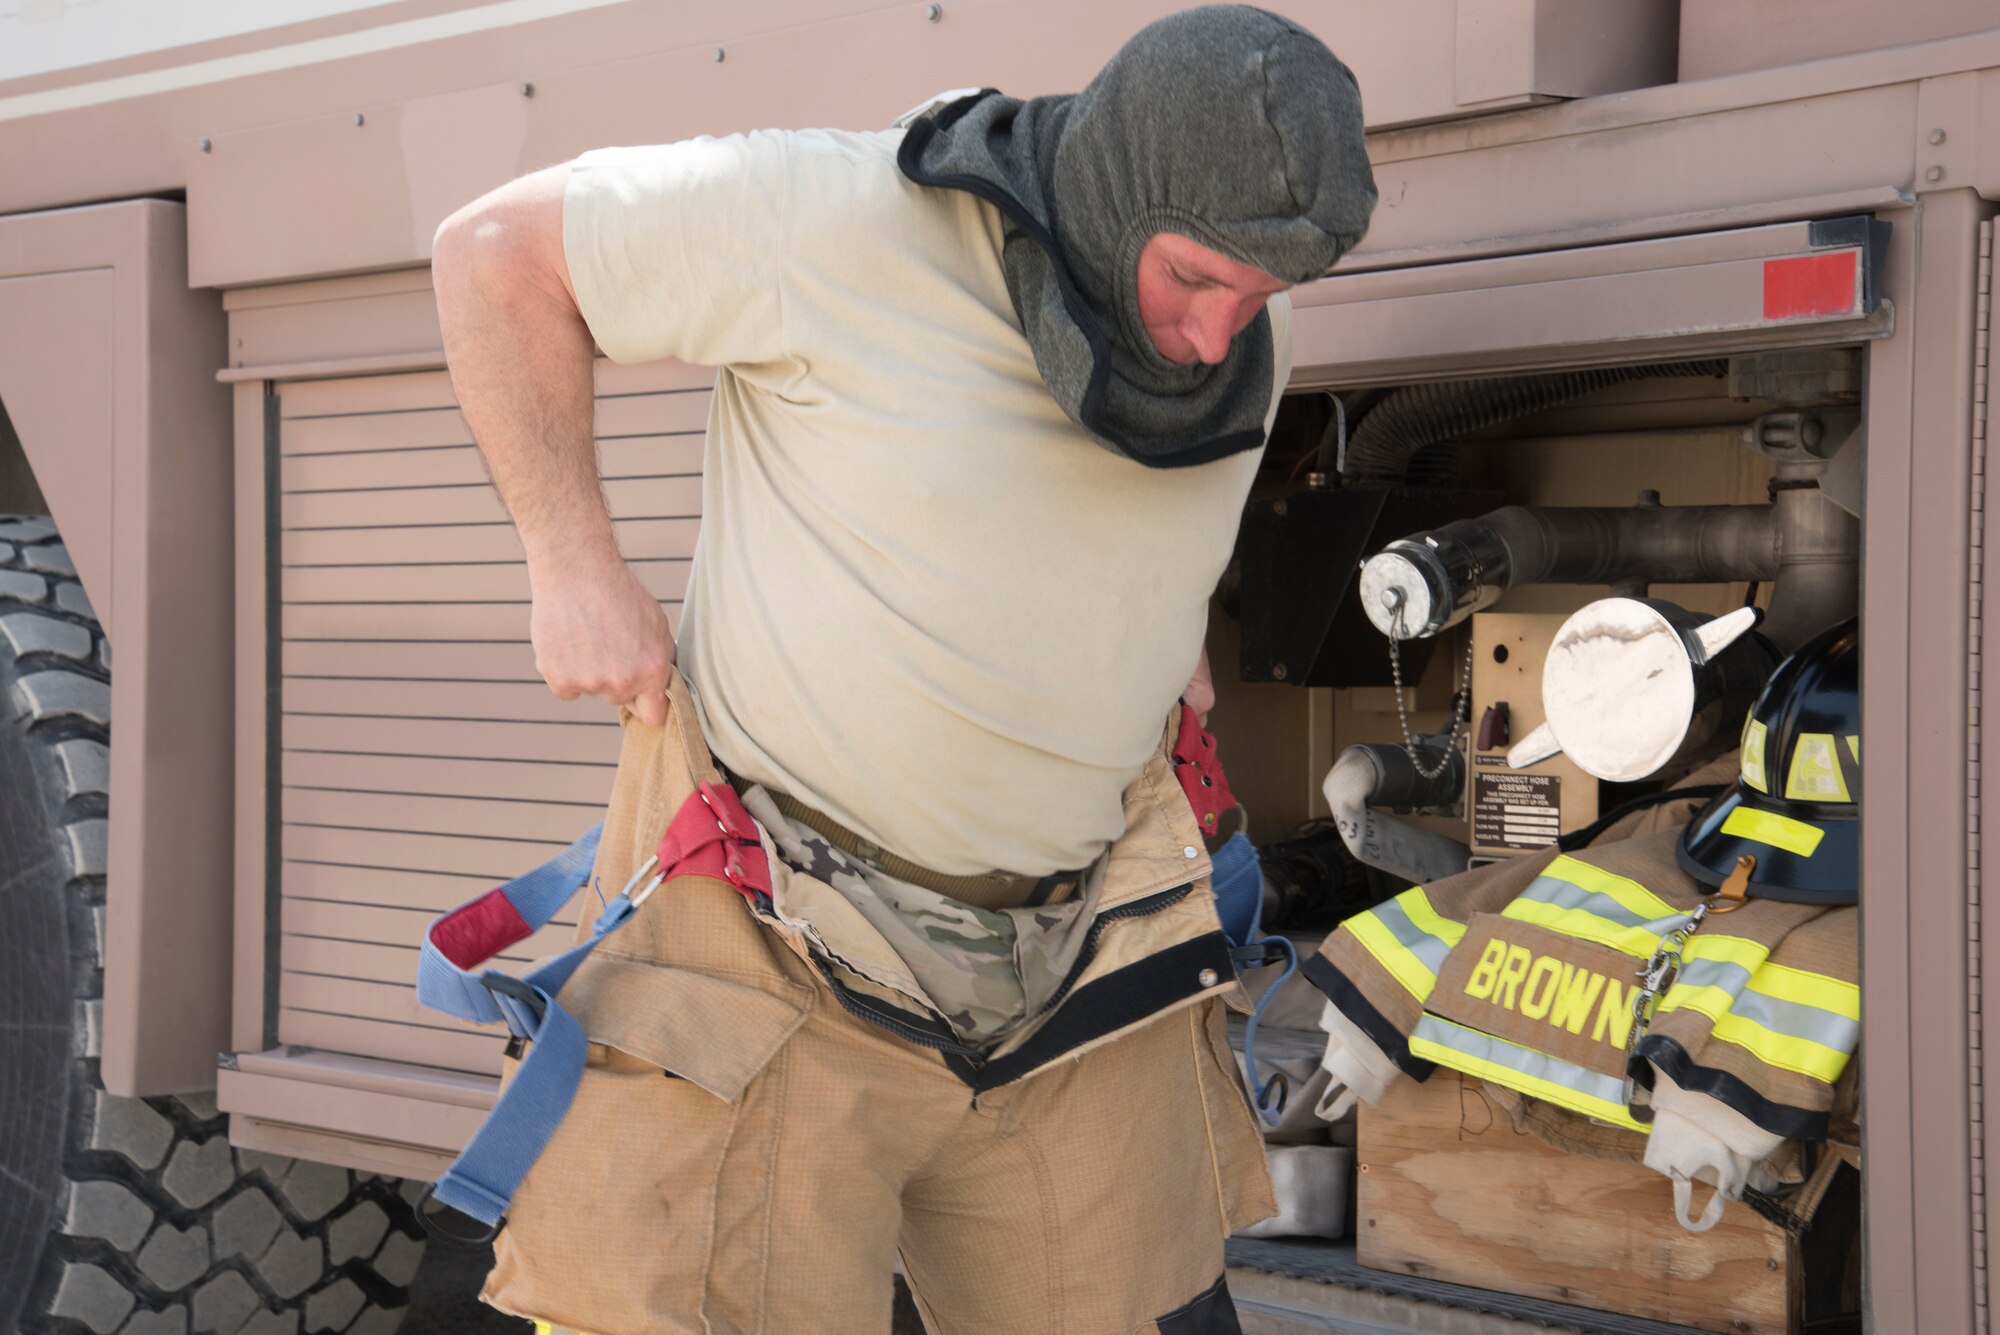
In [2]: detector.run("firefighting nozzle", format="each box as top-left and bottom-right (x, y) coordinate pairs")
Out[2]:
(1505, 599), (1772, 783)
(1323, 744), (1471, 884)
(1359, 502), (1779, 640)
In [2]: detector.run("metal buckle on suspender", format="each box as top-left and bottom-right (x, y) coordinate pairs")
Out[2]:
(624, 854), (666, 910)
(415, 1180), (505, 1246)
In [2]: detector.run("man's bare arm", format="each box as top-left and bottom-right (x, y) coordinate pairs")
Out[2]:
(432, 163), (674, 725)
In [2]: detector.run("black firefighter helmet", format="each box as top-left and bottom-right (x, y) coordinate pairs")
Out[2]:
(1677, 617), (1859, 906)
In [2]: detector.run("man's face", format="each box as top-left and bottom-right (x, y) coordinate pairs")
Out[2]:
(1134, 232), (1290, 366)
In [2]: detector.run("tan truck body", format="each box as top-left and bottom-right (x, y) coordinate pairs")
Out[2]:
(2, 1), (1996, 1328)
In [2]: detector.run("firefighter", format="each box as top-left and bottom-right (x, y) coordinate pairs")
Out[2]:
(427, 6), (1376, 1331)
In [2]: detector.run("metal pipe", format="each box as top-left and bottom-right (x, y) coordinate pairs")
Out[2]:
(1358, 500), (1778, 639)
(1761, 480), (1861, 653)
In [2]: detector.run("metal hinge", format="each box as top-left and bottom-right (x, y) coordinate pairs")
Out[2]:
(1969, 218), (1992, 1335)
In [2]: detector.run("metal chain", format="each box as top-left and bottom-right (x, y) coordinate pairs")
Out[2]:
(1386, 597), (1474, 781)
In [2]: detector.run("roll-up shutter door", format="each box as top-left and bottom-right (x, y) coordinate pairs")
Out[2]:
(274, 360), (708, 1075)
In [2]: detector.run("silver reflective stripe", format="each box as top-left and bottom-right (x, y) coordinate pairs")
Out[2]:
(1672, 959), (1858, 1051)
(1410, 1014), (1630, 1108)
(1374, 896), (1454, 977)
(1730, 989), (1861, 1051)
(1674, 956), (1753, 996)
(1518, 874), (1688, 937)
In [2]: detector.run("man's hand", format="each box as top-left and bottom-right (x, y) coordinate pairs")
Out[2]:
(1184, 645), (1215, 726)
(530, 549), (676, 727)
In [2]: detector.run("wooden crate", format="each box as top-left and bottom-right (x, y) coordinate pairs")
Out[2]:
(1358, 1073), (1799, 1335)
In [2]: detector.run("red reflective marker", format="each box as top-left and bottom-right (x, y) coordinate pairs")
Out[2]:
(1763, 251), (1860, 321)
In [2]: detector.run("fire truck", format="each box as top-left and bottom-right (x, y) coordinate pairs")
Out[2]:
(0, 2), (1992, 1330)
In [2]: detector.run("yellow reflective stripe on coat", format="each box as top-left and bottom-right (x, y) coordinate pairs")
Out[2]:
(1659, 954), (1859, 1082)
(1502, 858), (1691, 957)
(1410, 1014), (1647, 1132)
(1678, 933), (1771, 976)
(1347, 886), (1465, 1002)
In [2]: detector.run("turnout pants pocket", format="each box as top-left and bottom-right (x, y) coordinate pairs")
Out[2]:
(482, 956), (809, 1335)
(1194, 999), (1279, 1235)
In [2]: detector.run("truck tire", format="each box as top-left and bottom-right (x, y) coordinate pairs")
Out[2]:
(0, 517), (429, 1335)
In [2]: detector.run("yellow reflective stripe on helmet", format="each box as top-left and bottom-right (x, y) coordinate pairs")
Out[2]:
(1785, 732), (1852, 803)
(1410, 1014), (1647, 1132)
(535, 1324), (597, 1335)
(1721, 806), (1826, 857)
(1741, 717), (1770, 793)
(1544, 856), (1682, 922)
(1346, 886), (1462, 1002)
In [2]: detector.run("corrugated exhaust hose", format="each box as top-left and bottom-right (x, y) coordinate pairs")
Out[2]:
(1341, 361), (1731, 485)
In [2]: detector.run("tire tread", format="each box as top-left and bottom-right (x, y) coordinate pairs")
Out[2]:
(0, 519), (425, 1335)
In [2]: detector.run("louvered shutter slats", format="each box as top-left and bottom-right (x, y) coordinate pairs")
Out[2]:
(272, 369), (704, 1075)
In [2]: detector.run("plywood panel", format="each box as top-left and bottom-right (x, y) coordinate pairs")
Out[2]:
(285, 788), (602, 843)
(277, 1010), (504, 1076)
(284, 436), (704, 491)
(283, 715), (621, 763)
(1357, 1074), (1793, 1335)
(281, 557), (689, 604)
(282, 516), (700, 566)
(283, 879), (582, 929)
(280, 476), (702, 529)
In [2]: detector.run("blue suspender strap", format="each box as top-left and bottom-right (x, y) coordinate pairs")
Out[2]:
(414, 823), (659, 1232)
(1233, 936), (1301, 1127)
(1211, 829), (1302, 1128)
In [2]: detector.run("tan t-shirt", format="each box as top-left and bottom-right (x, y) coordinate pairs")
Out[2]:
(564, 128), (1291, 876)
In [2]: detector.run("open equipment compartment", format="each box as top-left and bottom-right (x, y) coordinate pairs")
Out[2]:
(1206, 214), (1899, 1334)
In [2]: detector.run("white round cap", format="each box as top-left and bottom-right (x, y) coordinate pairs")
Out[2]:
(1540, 598), (1697, 783)
(1358, 552), (1436, 639)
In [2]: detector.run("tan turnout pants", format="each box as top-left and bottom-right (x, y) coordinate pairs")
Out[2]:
(480, 672), (1274, 1334)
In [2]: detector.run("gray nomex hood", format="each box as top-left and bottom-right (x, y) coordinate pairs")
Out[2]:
(898, 5), (1376, 467)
